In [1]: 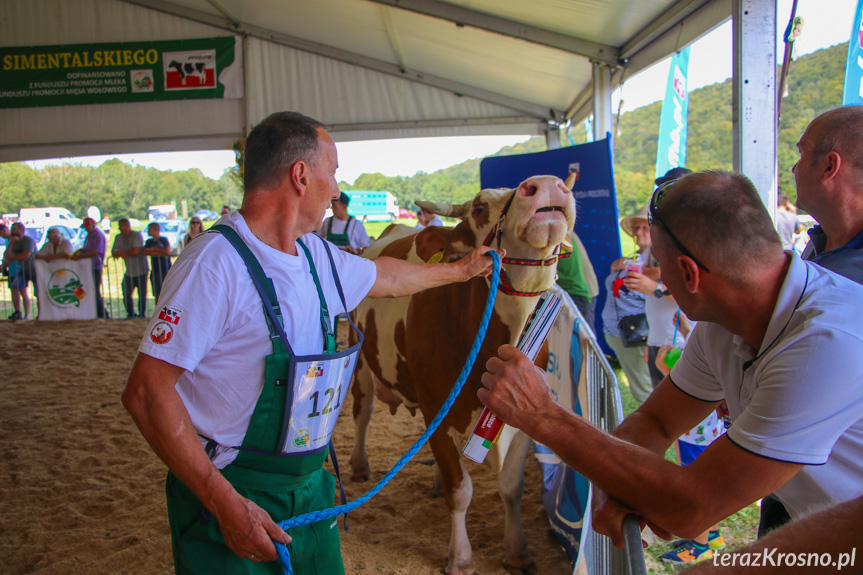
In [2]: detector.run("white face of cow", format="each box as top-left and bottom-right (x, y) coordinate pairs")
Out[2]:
(426, 175), (575, 258)
(419, 174), (576, 299)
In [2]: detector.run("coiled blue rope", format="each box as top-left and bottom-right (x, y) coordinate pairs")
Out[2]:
(275, 251), (502, 574)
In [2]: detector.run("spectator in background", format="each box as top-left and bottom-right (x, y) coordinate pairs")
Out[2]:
(316, 192), (371, 254)
(35, 227), (73, 262)
(776, 193), (799, 250)
(183, 217), (206, 248)
(599, 206), (653, 404)
(416, 205), (443, 228)
(796, 106), (863, 285)
(73, 217), (107, 318)
(556, 230), (599, 329)
(2, 222), (37, 321)
(143, 222), (172, 302)
(112, 218), (149, 319)
(220, 205), (231, 217)
(0, 223), (9, 239)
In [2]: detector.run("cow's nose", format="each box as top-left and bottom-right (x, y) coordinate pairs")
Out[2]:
(518, 182), (538, 197)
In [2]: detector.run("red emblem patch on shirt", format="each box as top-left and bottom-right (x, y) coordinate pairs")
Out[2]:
(159, 305), (182, 325)
(306, 365), (323, 378)
(150, 322), (174, 345)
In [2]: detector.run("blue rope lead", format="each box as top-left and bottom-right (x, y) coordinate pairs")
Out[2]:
(276, 251), (502, 574)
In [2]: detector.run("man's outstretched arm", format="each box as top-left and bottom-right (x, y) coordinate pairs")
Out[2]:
(367, 246), (502, 298)
(478, 345), (802, 545)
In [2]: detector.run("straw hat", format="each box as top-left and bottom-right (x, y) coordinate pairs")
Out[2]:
(620, 205), (649, 237)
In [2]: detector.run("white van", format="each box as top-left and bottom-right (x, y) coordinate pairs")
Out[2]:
(19, 207), (83, 228)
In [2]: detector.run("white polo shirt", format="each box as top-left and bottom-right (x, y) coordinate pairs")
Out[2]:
(671, 252), (863, 518)
(138, 211), (377, 468)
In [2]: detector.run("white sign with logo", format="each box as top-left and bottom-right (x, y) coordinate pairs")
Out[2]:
(36, 259), (97, 320)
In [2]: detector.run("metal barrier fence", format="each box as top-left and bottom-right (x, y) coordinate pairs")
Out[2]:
(577, 318), (648, 575)
(1, 255), (173, 320)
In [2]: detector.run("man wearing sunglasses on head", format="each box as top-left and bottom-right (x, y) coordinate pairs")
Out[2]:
(478, 170), (863, 553)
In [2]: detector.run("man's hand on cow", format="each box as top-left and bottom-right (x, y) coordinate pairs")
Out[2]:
(478, 344), (556, 434)
(459, 246), (506, 280)
(212, 490), (292, 563)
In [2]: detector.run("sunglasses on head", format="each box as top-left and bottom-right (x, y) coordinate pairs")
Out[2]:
(648, 181), (711, 273)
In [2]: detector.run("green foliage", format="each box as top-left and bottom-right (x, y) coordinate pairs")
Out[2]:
(0, 158), (243, 220)
(0, 44), (846, 218)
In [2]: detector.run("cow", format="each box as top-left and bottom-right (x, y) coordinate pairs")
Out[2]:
(349, 174), (576, 575)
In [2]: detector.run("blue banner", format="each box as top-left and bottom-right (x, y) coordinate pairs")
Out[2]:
(655, 48), (690, 179)
(480, 137), (621, 350)
(844, 0), (863, 105)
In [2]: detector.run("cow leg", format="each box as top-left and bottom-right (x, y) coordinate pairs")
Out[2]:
(428, 432), (475, 575)
(498, 430), (535, 574)
(349, 359), (375, 482)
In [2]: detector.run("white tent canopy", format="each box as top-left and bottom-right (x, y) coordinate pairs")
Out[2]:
(1, 0), (736, 163)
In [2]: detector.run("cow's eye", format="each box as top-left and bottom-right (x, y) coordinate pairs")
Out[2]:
(473, 205), (484, 214)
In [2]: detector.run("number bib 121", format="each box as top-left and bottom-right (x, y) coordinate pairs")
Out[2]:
(281, 348), (359, 454)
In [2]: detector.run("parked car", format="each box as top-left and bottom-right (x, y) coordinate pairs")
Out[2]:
(398, 208), (417, 220)
(156, 220), (190, 255)
(195, 209), (219, 221)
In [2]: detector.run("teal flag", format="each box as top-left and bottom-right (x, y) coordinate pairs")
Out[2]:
(843, 0), (863, 105)
(655, 48), (690, 179)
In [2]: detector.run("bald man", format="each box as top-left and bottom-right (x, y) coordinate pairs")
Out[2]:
(794, 105), (863, 284)
(478, 171), (863, 553)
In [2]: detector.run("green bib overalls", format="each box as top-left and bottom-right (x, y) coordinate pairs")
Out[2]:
(166, 227), (362, 575)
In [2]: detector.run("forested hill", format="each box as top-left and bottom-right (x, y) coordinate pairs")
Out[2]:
(0, 43), (847, 220)
(344, 42), (846, 216)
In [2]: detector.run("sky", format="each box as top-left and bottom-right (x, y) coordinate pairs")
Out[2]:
(26, 0), (857, 185)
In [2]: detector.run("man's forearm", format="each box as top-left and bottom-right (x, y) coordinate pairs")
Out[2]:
(684, 496), (863, 574)
(122, 355), (237, 514)
(368, 248), (494, 298)
(525, 403), (702, 535)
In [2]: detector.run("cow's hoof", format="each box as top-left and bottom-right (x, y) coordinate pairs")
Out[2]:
(503, 558), (536, 575)
(350, 465), (371, 482)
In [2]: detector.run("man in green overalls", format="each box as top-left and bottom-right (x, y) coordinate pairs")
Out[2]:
(317, 192), (371, 255)
(122, 111), (500, 574)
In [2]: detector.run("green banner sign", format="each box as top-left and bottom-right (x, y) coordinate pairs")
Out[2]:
(0, 36), (240, 109)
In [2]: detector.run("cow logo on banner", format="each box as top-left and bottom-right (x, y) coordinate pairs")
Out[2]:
(47, 269), (86, 308)
(150, 322), (174, 345)
(163, 50), (217, 90)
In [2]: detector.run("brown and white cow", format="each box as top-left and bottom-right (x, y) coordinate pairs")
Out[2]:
(349, 175), (576, 574)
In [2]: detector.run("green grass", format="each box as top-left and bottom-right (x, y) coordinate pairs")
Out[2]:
(613, 365), (760, 572)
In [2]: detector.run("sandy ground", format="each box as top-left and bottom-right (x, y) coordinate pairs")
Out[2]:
(0, 319), (572, 574)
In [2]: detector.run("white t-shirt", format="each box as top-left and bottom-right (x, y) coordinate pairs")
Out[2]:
(37, 239), (73, 256)
(317, 216), (371, 250)
(138, 211), (377, 469)
(671, 252), (863, 518)
(645, 289), (679, 347)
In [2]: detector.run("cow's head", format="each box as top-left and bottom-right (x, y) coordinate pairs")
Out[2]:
(418, 174), (576, 296)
